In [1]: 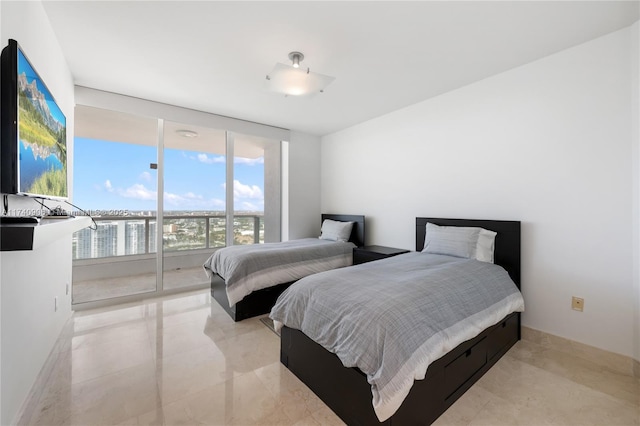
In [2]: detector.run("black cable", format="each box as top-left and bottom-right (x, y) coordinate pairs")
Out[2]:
(3, 195), (8, 215)
(33, 197), (52, 216)
(61, 199), (98, 231)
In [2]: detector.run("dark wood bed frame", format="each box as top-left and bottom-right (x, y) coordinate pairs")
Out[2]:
(210, 213), (365, 321)
(280, 217), (521, 425)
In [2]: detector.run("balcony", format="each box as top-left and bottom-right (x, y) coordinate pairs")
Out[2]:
(72, 213), (263, 305)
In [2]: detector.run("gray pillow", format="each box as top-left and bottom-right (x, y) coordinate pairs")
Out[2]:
(422, 223), (480, 258)
(319, 219), (354, 242)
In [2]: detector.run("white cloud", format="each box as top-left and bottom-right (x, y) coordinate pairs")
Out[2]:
(163, 191), (221, 208)
(163, 192), (185, 206)
(210, 198), (225, 208)
(184, 192), (203, 200)
(192, 155), (263, 166)
(104, 180), (114, 192)
(112, 183), (211, 208)
(221, 180), (263, 210)
(233, 180), (263, 199)
(197, 153), (225, 164)
(120, 184), (156, 200)
(234, 157), (264, 166)
(139, 171), (152, 182)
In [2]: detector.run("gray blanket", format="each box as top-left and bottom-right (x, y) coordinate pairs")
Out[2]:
(203, 238), (355, 306)
(270, 252), (524, 421)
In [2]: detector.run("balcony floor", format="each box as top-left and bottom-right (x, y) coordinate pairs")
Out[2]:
(73, 266), (209, 304)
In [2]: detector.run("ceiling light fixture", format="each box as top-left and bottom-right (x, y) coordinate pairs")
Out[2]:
(290, 51), (302, 68)
(176, 129), (198, 138)
(265, 51), (335, 97)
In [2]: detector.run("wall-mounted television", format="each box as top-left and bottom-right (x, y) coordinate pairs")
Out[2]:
(1, 39), (68, 199)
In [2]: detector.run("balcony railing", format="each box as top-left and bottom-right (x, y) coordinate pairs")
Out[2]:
(73, 214), (263, 260)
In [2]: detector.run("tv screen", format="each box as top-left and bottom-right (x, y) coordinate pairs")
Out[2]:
(1, 39), (68, 199)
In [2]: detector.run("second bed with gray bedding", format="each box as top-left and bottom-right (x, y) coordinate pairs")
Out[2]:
(270, 252), (525, 422)
(203, 238), (355, 307)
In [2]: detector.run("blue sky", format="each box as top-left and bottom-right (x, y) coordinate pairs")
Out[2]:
(74, 138), (264, 212)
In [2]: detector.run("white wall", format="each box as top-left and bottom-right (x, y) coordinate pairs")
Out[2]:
(264, 141), (282, 243)
(0, 2), (75, 424)
(632, 21), (640, 365)
(321, 24), (639, 359)
(1, 237), (73, 424)
(286, 131), (321, 239)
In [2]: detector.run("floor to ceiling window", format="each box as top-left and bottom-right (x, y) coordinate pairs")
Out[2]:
(162, 121), (227, 291)
(71, 100), (284, 307)
(230, 132), (282, 245)
(72, 106), (159, 304)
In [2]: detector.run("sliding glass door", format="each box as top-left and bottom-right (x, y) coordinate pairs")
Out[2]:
(233, 133), (281, 244)
(162, 121), (227, 291)
(72, 106), (159, 304)
(72, 105), (283, 307)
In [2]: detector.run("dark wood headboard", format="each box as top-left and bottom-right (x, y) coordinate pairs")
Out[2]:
(321, 214), (365, 247)
(416, 217), (521, 289)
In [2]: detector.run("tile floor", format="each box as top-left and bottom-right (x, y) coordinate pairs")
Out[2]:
(20, 290), (639, 425)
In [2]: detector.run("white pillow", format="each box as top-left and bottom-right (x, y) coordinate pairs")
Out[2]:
(476, 228), (497, 263)
(423, 223), (480, 259)
(422, 223), (496, 263)
(319, 219), (354, 242)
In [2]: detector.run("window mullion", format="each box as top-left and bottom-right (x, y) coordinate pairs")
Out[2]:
(225, 132), (234, 246)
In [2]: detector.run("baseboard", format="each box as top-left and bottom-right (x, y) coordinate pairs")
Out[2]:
(522, 327), (639, 378)
(13, 316), (72, 425)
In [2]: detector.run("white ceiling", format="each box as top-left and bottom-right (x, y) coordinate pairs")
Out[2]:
(42, 1), (639, 136)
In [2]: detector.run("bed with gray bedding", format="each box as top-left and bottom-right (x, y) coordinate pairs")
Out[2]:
(271, 253), (524, 421)
(204, 238), (355, 307)
(204, 213), (365, 321)
(272, 217), (523, 425)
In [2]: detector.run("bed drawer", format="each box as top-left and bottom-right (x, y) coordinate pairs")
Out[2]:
(487, 313), (519, 360)
(443, 336), (487, 398)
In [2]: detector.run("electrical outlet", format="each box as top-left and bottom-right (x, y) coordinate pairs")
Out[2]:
(572, 296), (584, 312)
(54, 296), (58, 312)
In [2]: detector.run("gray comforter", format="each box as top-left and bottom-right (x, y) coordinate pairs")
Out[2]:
(203, 238), (355, 306)
(270, 252), (525, 421)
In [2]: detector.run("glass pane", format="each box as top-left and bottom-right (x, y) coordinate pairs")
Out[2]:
(233, 133), (266, 245)
(233, 215), (261, 245)
(233, 133), (280, 245)
(163, 217), (207, 251)
(162, 121), (226, 291)
(72, 106), (158, 304)
(208, 217), (226, 248)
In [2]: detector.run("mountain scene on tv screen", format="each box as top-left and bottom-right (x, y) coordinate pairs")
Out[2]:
(17, 61), (67, 198)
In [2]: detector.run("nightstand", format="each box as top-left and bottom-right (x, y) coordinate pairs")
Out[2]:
(353, 245), (410, 265)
